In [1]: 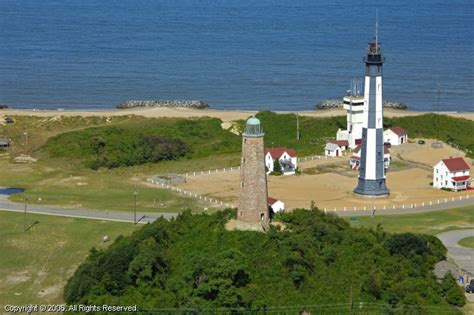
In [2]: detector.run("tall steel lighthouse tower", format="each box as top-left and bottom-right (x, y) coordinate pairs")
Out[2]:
(354, 20), (389, 197)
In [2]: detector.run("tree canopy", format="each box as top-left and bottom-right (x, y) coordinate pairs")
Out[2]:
(64, 209), (465, 313)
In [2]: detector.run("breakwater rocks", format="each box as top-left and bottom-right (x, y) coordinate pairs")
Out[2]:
(117, 100), (209, 109)
(0, 104), (10, 110)
(316, 100), (407, 110)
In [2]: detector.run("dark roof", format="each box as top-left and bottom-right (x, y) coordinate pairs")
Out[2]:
(442, 157), (470, 172)
(265, 147), (297, 159)
(389, 126), (407, 136)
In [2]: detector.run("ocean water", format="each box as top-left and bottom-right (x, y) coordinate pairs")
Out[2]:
(0, 0), (473, 111)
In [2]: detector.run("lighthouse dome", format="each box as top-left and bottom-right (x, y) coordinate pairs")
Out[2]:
(243, 117), (264, 137)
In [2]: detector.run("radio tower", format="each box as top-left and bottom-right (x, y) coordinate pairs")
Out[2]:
(354, 13), (389, 197)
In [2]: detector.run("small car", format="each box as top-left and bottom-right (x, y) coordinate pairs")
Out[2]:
(466, 280), (474, 293)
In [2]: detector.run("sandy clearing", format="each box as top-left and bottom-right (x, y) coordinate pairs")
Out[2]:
(2, 107), (474, 122)
(175, 140), (474, 210)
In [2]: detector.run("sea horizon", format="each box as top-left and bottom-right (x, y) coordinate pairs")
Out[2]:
(1, 0), (473, 112)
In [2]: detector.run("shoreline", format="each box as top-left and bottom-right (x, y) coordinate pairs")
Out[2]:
(1, 107), (474, 122)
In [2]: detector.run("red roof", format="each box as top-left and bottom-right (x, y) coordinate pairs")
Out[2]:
(267, 197), (279, 205)
(265, 147), (296, 159)
(452, 175), (470, 182)
(384, 146), (390, 154)
(350, 156), (360, 160)
(353, 145), (361, 153)
(327, 140), (349, 147)
(442, 157), (470, 172)
(389, 126), (407, 136)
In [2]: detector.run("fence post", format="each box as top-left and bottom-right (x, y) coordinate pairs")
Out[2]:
(344, 207), (346, 211)
(363, 206), (366, 211)
(393, 205), (395, 209)
(402, 204), (405, 209)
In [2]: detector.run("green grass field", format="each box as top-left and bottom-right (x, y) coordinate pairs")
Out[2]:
(458, 236), (474, 249)
(0, 211), (139, 306)
(349, 206), (474, 235)
(0, 159), (207, 213)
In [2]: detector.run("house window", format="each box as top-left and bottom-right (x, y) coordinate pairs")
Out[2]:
(241, 182), (244, 188)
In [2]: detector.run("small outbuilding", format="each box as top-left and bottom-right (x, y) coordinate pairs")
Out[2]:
(265, 147), (297, 175)
(324, 142), (342, 157)
(268, 197), (285, 213)
(327, 140), (349, 151)
(384, 126), (408, 145)
(0, 138), (10, 148)
(433, 157), (471, 191)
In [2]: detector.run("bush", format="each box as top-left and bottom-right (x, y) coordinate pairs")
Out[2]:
(64, 209), (454, 311)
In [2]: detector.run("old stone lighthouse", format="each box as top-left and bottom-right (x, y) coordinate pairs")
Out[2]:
(238, 117), (269, 225)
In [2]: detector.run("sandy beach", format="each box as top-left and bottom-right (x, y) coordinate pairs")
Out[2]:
(1, 107), (474, 122)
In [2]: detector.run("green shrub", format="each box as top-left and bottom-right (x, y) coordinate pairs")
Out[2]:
(64, 209), (454, 311)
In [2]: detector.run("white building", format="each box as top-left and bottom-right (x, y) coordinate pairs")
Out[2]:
(268, 197), (285, 213)
(336, 95), (365, 149)
(350, 144), (391, 170)
(325, 142), (343, 157)
(433, 157), (471, 191)
(384, 126), (408, 145)
(265, 147), (297, 175)
(327, 140), (349, 151)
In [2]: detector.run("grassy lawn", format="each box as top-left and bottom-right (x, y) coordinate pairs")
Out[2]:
(0, 159), (208, 213)
(0, 211), (139, 306)
(458, 236), (474, 249)
(348, 206), (474, 235)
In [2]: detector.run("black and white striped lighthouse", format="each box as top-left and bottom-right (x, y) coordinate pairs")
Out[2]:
(354, 27), (389, 197)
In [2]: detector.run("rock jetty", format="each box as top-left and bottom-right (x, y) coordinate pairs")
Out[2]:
(117, 100), (209, 109)
(0, 104), (10, 110)
(316, 100), (407, 110)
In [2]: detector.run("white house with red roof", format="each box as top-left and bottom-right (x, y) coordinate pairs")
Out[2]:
(267, 197), (285, 213)
(350, 144), (391, 170)
(265, 147), (297, 175)
(433, 157), (471, 191)
(384, 126), (408, 145)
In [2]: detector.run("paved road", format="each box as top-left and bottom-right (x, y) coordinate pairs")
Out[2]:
(437, 229), (474, 303)
(0, 195), (176, 224)
(0, 191), (473, 223)
(437, 229), (474, 277)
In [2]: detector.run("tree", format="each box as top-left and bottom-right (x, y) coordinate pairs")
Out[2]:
(272, 159), (282, 174)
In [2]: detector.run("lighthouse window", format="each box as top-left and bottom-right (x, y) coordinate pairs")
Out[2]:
(242, 157), (246, 164)
(241, 182), (244, 188)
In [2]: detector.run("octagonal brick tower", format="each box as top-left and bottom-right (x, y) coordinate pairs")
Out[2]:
(237, 117), (269, 224)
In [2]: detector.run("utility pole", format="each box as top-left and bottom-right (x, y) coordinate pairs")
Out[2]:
(296, 114), (300, 141)
(133, 185), (138, 225)
(23, 131), (28, 153)
(23, 195), (28, 232)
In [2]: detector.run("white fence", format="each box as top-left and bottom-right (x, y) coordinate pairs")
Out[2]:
(321, 194), (472, 214)
(183, 166), (240, 177)
(149, 178), (234, 209)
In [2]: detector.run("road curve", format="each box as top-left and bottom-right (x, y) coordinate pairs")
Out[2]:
(437, 229), (474, 276)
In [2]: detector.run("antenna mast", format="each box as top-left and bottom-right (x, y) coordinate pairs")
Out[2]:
(375, 9), (379, 52)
